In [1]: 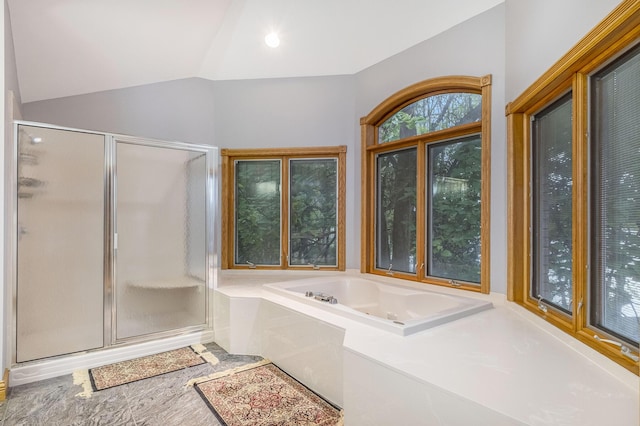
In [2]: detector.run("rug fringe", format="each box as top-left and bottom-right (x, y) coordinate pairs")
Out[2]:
(185, 359), (271, 388)
(190, 343), (208, 354)
(200, 352), (219, 366)
(73, 369), (93, 399)
(190, 344), (219, 365)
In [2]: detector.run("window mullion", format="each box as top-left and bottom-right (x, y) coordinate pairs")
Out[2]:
(480, 81), (492, 294)
(221, 154), (233, 269)
(573, 72), (589, 332)
(416, 143), (427, 280)
(282, 157), (289, 269)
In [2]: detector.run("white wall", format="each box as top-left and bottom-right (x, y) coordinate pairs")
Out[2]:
(355, 4), (508, 293)
(211, 76), (355, 149)
(14, 1), (629, 295)
(211, 75), (357, 267)
(1, 0), (6, 379)
(23, 75), (360, 267)
(22, 78), (216, 146)
(505, 0), (621, 101)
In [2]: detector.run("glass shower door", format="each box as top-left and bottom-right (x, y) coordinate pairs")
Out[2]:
(16, 125), (105, 362)
(114, 140), (208, 341)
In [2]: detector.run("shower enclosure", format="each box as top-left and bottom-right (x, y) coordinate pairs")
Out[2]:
(13, 122), (216, 363)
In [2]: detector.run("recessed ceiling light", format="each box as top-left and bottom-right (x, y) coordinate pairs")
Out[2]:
(265, 32), (280, 48)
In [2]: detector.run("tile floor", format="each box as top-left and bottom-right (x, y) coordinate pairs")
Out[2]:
(0, 342), (263, 426)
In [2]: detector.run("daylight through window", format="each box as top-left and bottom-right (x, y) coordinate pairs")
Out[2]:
(361, 76), (491, 293)
(507, 1), (639, 374)
(222, 146), (346, 270)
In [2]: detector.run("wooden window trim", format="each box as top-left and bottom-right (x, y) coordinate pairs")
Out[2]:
(507, 0), (640, 374)
(361, 75), (492, 294)
(221, 146), (347, 271)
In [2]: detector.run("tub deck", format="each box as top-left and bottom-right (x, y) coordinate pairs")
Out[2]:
(216, 270), (639, 426)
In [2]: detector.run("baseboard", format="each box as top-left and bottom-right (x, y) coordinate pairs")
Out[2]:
(10, 330), (214, 387)
(0, 369), (9, 401)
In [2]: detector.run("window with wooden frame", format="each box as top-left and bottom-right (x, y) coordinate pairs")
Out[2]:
(507, 0), (640, 374)
(361, 75), (492, 293)
(221, 146), (346, 270)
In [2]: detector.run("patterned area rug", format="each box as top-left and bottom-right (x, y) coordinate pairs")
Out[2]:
(90, 347), (205, 391)
(195, 363), (342, 426)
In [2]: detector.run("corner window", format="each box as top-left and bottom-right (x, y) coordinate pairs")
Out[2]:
(531, 93), (573, 315)
(590, 44), (640, 346)
(361, 76), (492, 293)
(222, 147), (346, 270)
(507, 2), (639, 374)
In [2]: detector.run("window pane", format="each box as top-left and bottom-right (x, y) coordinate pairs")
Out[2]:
(289, 159), (337, 266)
(531, 94), (573, 313)
(379, 93), (481, 143)
(428, 136), (482, 283)
(376, 148), (417, 273)
(591, 45), (640, 345)
(235, 160), (281, 265)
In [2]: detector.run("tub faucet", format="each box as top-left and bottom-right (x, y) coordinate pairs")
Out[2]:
(313, 293), (338, 304)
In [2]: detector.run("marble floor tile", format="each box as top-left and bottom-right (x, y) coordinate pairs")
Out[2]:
(0, 401), (6, 424)
(3, 375), (134, 426)
(2, 343), (264, 426)
(203, 342), (263, 370)
(121, 362), (219, 425)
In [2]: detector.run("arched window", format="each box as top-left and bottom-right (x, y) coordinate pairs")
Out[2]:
(361, 75), (492, 293)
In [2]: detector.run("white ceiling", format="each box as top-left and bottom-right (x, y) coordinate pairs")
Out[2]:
(8, 0), (504, 103)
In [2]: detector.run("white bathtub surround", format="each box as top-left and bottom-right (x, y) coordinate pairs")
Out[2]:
(260, 300), (346, 406)
(213, 270), (346, 355)
(216, 270), (639, 426)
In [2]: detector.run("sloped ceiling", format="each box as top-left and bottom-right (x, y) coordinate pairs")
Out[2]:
(8, 0), (504, 103)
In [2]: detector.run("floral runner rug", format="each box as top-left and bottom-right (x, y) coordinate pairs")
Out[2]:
(89, 346), (205, 391)
(195, 363), (342, 426)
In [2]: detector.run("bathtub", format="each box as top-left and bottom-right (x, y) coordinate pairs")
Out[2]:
(263, 276), (492, 335)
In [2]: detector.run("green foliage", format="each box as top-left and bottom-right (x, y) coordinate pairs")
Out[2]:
(235, 159), (339, 267)
(289, 160), (337, 266)
(376, 93), (483, 280)
(430, 138), (481, 282)
(235, 161), (281, 265)
(377, 149), (417, 273)
(379, 93), (481, 143)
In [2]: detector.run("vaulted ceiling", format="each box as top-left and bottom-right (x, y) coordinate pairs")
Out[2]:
(8, 0), (504, 103)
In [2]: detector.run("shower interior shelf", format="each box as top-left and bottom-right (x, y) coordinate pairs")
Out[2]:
(126, 277), (205, 289)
